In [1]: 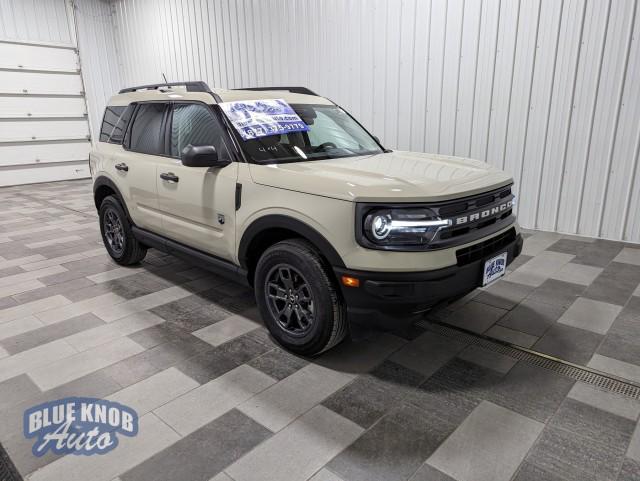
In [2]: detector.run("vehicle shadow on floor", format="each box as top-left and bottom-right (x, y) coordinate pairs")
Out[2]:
(130, 250), (580, 406)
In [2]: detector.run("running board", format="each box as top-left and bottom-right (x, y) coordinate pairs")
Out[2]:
(132, 226), (249, 286)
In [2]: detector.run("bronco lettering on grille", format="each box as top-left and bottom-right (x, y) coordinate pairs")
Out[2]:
(453, 200), (513, 226)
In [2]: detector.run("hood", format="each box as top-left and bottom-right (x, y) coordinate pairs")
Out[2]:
(248, 150), (513, 202)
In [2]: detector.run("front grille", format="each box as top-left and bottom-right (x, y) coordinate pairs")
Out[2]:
(427, 185), (515, 249)
(455, 227), (516, 266)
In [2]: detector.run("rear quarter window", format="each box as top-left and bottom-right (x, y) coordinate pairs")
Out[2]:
(99, 105), (134, 144)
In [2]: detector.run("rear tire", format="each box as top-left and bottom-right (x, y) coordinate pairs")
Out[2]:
(254, 239), (347, 356)
(99, 195), (147, 265)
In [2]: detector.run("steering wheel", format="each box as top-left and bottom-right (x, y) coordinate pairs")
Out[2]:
(313, 142), (338, 153)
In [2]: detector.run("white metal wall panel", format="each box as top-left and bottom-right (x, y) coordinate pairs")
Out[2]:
(0, 141), (90, 167)
(576, 0), (636, 237)
(606, 2), (640, 241)
(0, 42), (79, 71)
(516, 0), (562, 226)
(0, 0), (74, 45)
(532, 0), (585, 233)
(0, 162), (90, 187)
(0, 70), (84, 95)
(72, 0), (123, 143)
(0, 96), (86, 117)
(0, 119), (89, 142)
(0, 0), (91, 185)
(74, 0), (640, 242)
(453, 0), (482, 157)
(469, 0), (501, 162)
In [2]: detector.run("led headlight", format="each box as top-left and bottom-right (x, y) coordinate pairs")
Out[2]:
(362, 208), (452, 247)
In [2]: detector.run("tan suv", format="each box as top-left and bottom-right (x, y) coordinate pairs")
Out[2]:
(90, 81), (522, 355)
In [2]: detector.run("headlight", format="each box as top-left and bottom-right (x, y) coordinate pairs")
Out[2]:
(361, 208), (452, 248)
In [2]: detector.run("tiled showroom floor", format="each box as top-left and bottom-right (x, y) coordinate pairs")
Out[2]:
(1, 180), (640, 481)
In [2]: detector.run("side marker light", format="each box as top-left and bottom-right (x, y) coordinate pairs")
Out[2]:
(341, 276), (360, 288)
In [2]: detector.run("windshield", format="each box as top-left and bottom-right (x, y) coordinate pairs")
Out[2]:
(235, 104), (384, 163)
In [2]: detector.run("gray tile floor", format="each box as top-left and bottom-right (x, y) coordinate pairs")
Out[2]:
(1, 180), (640, 481)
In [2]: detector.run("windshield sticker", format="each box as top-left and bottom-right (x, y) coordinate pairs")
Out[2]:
(219, 99), (309, 140)
(24, 397), (138, 456)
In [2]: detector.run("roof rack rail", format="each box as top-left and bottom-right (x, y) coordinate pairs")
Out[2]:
(233, 86), (319, 96)
(118, 81), (212, 94)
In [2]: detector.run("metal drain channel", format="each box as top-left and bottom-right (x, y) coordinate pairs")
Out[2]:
(419, 320), (640, 400)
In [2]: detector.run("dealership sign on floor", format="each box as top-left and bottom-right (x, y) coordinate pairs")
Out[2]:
(24, 398), (138, 456)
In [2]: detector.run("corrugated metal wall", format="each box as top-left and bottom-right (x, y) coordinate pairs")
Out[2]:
(0, 0), (75, 45)
(46, 0), (640, 242)
(73, 0), (123, 141)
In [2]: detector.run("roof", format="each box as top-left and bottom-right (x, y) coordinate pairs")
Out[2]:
(107, 82), (333, 107)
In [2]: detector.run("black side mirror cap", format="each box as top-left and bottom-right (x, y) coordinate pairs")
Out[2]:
(181, 145), (231, 168)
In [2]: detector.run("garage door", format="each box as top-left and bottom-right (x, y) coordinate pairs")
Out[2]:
(0, 39), (91, 186)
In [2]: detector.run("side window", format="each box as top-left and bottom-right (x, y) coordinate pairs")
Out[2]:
(170, 103), (231, 160)
(99, 105), (134, 144)
(128, 103), (167, 155)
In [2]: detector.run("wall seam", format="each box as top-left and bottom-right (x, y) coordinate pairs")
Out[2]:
(596, 0), (638, 237)
(573, 0), (612, 234)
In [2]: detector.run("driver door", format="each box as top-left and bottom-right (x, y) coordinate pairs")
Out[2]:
(156, 103), (238, 261)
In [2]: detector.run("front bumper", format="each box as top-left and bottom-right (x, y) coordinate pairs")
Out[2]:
(334, 231), (523, 331)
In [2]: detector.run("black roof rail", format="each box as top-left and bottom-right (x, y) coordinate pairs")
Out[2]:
(233, 86), (319, 96)
(118, 81), (212, 94)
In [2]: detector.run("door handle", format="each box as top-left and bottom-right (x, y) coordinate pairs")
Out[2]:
(160, 172), (179, 183)
(115, 163), (128, 172)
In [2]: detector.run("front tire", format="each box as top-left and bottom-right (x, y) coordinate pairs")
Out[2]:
(99, 195), (147, 265)
(254, 239), (347, 356)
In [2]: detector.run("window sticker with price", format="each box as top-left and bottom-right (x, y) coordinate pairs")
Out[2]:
(219, 99), (309, 140)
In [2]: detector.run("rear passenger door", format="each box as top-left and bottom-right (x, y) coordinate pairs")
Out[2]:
(115, 102), (169, 232)
(156, 102), (238, 261)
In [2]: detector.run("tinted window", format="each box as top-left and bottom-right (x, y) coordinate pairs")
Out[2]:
(170, 103), (231, 159)
(236, 104), (382, 164)
(129, 103), (167, 155)
(99, 105), (134, 144)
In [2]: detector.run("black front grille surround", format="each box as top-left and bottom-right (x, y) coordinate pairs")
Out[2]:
(456, 227), (517, 266)
(355, 184), (516, 251)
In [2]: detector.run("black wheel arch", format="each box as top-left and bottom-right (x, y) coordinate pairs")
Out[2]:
(238, 215), (346, 284)
(93, 176), (132, 221)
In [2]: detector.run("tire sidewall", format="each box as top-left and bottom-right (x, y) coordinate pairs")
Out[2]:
(255, 243), (338, 354)
(99, 196), (134, 262)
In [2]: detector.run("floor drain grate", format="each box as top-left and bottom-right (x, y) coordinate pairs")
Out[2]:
(0, 441), (22, 481)
(419, 320), (640, 400)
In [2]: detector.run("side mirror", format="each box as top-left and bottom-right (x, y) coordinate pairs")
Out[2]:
(181, 145), (231, 168)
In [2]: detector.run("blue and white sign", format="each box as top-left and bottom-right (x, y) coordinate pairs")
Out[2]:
(24, 397), (138, 457)
(220, 99), (309, 140)
(482, 252), (508, 286)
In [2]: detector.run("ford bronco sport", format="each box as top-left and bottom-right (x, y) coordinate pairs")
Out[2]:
(91, 81), (522, 355)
